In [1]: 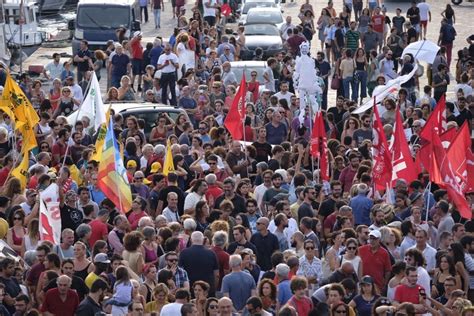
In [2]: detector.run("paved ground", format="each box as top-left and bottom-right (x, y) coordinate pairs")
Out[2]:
(23, 0), (474, 99)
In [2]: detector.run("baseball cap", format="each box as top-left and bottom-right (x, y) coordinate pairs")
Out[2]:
(369, 230), (381, 239)
(360, 275), (374, 285)
(127, 160), (137, 168)
(94, 253), (111, 264)
(133, 31), (142, 38)
(150, 162), (162, 173)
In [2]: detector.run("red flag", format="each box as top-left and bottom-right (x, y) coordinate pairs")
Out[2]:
(447, 122), (471, 191)
(224, 73), (247, 140)
(372, 102), (393, 191)
(419, 95), (447, 142)
(391, 108), (417, 186)
(440, 128), (457, 149)
(466, 150), (474, 193)
(310, 112), (329, 181)
(432, 132), (472, 219)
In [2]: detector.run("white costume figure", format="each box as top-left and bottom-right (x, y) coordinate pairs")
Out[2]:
(293, 41), (323, 124)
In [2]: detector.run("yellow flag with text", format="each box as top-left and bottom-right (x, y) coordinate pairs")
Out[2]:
(163, 139), (175, 176)
(11, 151), (29, 190)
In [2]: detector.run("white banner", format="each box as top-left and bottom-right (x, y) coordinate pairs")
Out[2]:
(76, 72), (106, 132)
(39, 183), (62, 245)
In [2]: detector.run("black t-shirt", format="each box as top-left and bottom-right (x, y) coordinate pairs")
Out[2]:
(214, 194), (246, 217)
(60, 204), (84, 232)
(75, 296), (102, 316)
(157, 185), (185, 215)
(0, 276), (20, 314)
(407, 7), (420, 25)
(227, 241), (258, 255)
(318, 198), (337, 220)
(250, 232), (280, 271)
(252, 141), (272, 163)
(178, 245), (219, 295)
(76, 49), (93, 72)
(298, 202), (314, 223)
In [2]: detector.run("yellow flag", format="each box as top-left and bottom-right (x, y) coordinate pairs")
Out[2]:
(163, 139), (175, 176)
(0, 98), (15, 121)
(11, 152), (29, 190)
(89, 109), (111, 163)
(2, 73), (39, 130)
(18, 120), (37, 153)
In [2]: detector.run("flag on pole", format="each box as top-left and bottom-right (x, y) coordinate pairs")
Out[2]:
(310, 111), (329, 181)
(440, 128), (457, 149)
(432, 131), (472, 219)
(10, 151), (29, 190)
(97, 117), (132, 213)
(163, 139), (175, 176)
(372, 100), (393, 191)
(39, 183), (62, 244)
(78, 72), (106, 132)
(390, 108), (417, 185)
(224, 73), (247, 140)
(2, 72), (39, 130)
(419, 95), (447, 141)
(446, 122), (471, 191)
(89, 108), (111, 163)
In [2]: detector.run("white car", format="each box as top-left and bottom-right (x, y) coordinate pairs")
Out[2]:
(237, 0), (282, 25)
(244, 7), (284, 30)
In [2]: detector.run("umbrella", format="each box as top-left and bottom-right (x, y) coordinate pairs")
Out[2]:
(402, 40), (440, 64)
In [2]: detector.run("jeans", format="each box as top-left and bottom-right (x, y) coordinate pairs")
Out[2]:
(160, 72), (177, 105)
(354, 70), (367, 101)
(140, 6), (148, 22)
(342, 76), (357, 101)
(153, 9), (161, 27)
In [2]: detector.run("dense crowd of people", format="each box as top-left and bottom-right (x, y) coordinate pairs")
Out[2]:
(0, 0), (473, 315)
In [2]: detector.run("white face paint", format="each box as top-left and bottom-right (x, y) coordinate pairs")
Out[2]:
(299, 41), (310, 56)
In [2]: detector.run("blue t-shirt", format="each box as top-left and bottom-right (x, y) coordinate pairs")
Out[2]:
(352, 294), (380, 316)
(112, 54), (130, 77)
(277, 279), (292, 306)
(265, 122), (288, 145)
(150, 46), (163, 67)
(221, 271), (256, 311)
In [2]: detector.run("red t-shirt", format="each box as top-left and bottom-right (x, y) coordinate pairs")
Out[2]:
(40, 288), (79, 316)
(0, 167), (10, 186)
(394, 284), (424, 304)
(358, 245), (392, 291)
(212, 246), (230, 288)
(130, 37), (144, 60)
(205, 185), (223, 208)
(89, 218), (109, 247)
(52, 142), (68, 166)
(371, 14), (384, 33)
(288, 295), (313, 316)
(127, 210), (147, 230)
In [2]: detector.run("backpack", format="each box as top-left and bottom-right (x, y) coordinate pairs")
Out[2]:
(444, 25), (456, 43)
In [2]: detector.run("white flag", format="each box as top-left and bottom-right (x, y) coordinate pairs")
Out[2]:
(39, 183), (62, 245)
(77, 72), (106, 132)
(353, 63), (418, 114)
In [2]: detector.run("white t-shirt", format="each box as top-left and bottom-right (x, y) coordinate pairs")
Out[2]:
(203, 0), (217, 17)
(160, 302), (183, 316)
(417, 3), (430, 21)
(274, 91), (294, 104)
(183, 192), (206, 211)
(157, 53), (179, 73)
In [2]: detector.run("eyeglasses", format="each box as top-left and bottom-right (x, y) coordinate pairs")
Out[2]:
(347, 247), (356, 250)
(335, 310), (347, 314)
(251, 74), (257, 77)
(444, 283), (455, 287)
(63, 90), (71, 93)
(209, 304), (218, 309)
(135, 177), (144, 180)
(380, 299), (391, 305)
(13, 217), (22, 221)
(256, 222), (265, 225)
(208, 162), (217, 165)
(41, 145), (49, 149)
(305, 247), (315, 250)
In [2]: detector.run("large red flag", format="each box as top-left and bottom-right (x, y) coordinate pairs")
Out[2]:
(432, 132), (472, 219)
(224, 73), (247, 140)
(447, 122), (471, 191)
(372, 102), (393, 191)
(391, 108), (417, 186)
(466, 150), (474, 193)
(419, 95), (447, 142)
(440, 128), (457, 149)
(310, 112), (329, 181)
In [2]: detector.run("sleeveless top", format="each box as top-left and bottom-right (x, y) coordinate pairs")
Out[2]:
(143, 244), (158, 263)
(355, 61), (366, 71)
(23, 235), (39, 253)
(74, 262), (92, 280)
(11, 228), (26, 246)
(151, 127), (167, 145)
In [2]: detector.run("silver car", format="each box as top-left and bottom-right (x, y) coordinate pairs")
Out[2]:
(240, 23), (283, 60)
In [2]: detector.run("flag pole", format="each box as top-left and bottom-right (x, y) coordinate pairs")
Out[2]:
(424, 181), (432, 222)
(241, 68), (250, 178)
(307, 93), (315, 177)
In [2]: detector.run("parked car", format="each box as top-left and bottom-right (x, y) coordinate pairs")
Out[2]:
(244, 7), (284, 29)
(240, 23), (283, 60)
(67, 102), (189, 139)
(237, 0), (281, 25)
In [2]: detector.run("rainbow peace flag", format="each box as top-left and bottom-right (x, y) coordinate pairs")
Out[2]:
(97, 117), (132, 213)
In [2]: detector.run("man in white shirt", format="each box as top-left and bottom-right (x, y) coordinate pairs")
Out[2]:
(160, 289), (190, 316)
(162, 192), (180, 223)
(280, 16), (296, 41)
(274, 81), (294, 104)
(157, 43), (179, 105)
(409, 228), (437, 273)
(43, 53), (64, 80)
(203, 0), (218, 26)
(417, 0), (431, 39)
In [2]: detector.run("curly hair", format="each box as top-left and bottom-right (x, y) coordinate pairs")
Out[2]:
(123, 231), (143, 252)
(258, 278), (277, 301)
(210, 220), (229, 234)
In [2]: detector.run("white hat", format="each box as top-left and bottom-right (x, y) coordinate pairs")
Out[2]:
(133, 31), (142, 38)
(369, 230), (381, 239)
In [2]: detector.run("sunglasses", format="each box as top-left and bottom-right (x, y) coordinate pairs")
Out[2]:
(13, 217), (22, 220)
(41, 146), (49, 149)
(305, 247), (315, 250)
(209, 305), (218, 309)
(347, 247), (356, 250)
(168, 258), (178, 262)
(135, 177), (144, 180)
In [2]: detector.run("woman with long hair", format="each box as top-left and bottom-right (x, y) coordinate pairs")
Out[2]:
(141, 226), (158, 265)
(341, 238), (362, 278)
(379, 227), (401, 261)
(354, 48), (368, 104)
(73, 241), (91, 281)
(325, 231), (345, 273)
(449, 243), (470, 295)
(441, 4), (455, 25)
(191, 281), (210, 316)
(21, 218), (39, 255)
(340, 117), (360, 142)
(349, 276), (380, 315)
(49, 78), (62, 112)
(139, 264), (158, 304)
(431, 253), (462, 298)
(1, 178), (26, 206)
(123, 231), (145, 275)
(144, 283), (169, 313)
(106, 87), (119, 102)
(204, 297), (219, 316)
(195, 201), (210, 233)
(149, 114), (174, 145)
(258, 278), (277, 314)
(317, 9), (331, 51)
(6, 209), (27, 254)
